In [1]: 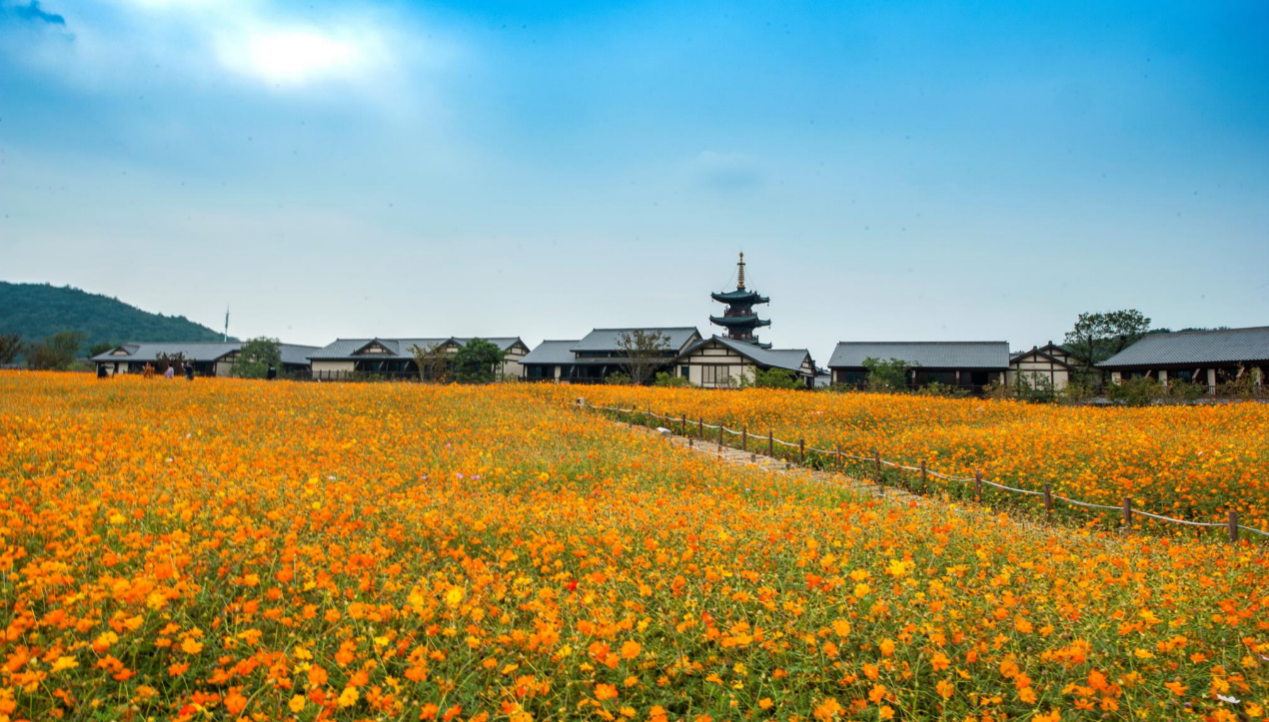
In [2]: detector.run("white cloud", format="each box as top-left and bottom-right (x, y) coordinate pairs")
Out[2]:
(4, 0), (445, 96)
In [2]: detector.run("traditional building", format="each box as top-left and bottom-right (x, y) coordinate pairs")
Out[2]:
(1100, 326), (1269, 392)
(710, 252), (771, 348)
(92, 342), (319, 377)
(561, 327), (703, 383)
(673, 335), (816, 388)
(828, 341), (1010, 392)
(307, 337), (529, 380)
(1007, 342), (1074, 391)
(520, 340), (580, 382)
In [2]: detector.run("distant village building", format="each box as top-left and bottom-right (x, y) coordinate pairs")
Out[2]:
(673, 335), (816, 388)
(556, 327), (704, 383)
(1100, 326), (1269, 392)
(520, 340), (581, 381)
(828, 341), (1010, 392)
(307, 337), (529, 380)
(1006, 342), (1073, 390)
(92, 342), (318, 377)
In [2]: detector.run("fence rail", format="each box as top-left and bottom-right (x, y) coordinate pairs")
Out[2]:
(578, 400), (1267, 543)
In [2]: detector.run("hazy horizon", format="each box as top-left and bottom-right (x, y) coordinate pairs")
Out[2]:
(3, 0), (1267, 364)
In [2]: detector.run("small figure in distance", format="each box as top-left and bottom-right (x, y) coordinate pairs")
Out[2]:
(267, 364), (277, 381)
(184, 360), (194, 381)
(164, 363), (175, 380)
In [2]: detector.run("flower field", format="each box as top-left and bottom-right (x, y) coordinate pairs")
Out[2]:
(566, 386), (1269, 534)
(1, 373), (1267, 722)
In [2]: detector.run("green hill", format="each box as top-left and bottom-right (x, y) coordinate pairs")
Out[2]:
(0, 282), (234, 356)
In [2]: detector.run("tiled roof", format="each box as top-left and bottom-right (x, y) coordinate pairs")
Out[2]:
(308, 337), (523, 360)
(828, 341), (1010, 369)
(679, 336), (812, 375)
(572, 327), (701, 353)
(521, 340), (581, 366)
(1100, 327), (1269, 367)
(91, 342), (319, 366)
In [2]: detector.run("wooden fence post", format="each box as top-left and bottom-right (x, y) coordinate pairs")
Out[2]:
(681, 414), (686, 435)
(718, 423), (723, 451)
(920, 459), (927, 487)
(974, 470), (982, 503)
(1123, 497), (1133, 529)
(1043, 483), (1053, 518)
(742, 428), (748, 452)
(873, 450), (881, 481)
(768, 430), (774, 457)
(699, 418), (704, 438)
(799, 439), (805, 465)
(1228, 510), (1239, 544)
(836, 444), (842, 471)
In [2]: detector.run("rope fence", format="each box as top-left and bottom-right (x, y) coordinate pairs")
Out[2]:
(577, 399), (1268, 543)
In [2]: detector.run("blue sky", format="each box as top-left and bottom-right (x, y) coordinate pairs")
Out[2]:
(2, 0), (1267, 361)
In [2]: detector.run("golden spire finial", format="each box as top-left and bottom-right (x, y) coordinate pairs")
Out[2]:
(737, 251), (746, 290)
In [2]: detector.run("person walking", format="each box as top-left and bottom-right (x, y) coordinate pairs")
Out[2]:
(267, 364), (277, 381)
(164, 364), (175, 380)
(184, 361), (194, 381)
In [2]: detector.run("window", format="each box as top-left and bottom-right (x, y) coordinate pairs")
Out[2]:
(681, 366), (690, 378)
(701, 365), (731, 387)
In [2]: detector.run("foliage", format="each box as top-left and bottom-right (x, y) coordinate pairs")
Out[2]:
(653, 371), (690, 387)
(452, 338), (506, 384)
(573, 383), (1269, 531)
(154, 352), (186, 375)
(750, 366), (801, 389)
(605, 370), (632, 385)
(0, 281), (230, 356)
(88, 341), (115, 358)
(232, 337), (282, 379)
(409, 342), (450, 383)
(861, 357), (911, 392)
(0, 333), (23, 366)
(25, 330), (85, 370)
(1104, 376), (1161, 406)
(0, 374), (1266, 722)
(914, 381), (970, 398)
(615, 330), (671, 385)
(1063, 309), (1151, 382)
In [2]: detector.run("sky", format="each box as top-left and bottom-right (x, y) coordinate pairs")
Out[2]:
(2, 0), (1267, 363)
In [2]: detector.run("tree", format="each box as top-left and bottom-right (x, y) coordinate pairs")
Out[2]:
(1064, 309), (1151, 383)
(88, 341), (115, 358)
(452, 338), (506, 384)
(154, 352), (185, 375)
(410, 342), (451, 383)
(0, 334), (23, 366)
(862, 357), (912, 393)
(751, 367), (801, 389)
(233, 337), (282, 379)
(616, 330), (671, 385)
(26, 330), (85, 371)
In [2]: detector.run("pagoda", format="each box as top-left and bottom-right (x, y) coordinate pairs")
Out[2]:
(710, 252), (771, 348)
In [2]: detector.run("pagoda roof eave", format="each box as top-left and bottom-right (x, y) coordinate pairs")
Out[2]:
(711, 290), (769, 304)
(710, 315), (772, 328)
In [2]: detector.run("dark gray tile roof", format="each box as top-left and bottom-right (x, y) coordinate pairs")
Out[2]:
(309, 337), (523, 360)
(572, 327), (701, 353)
(92, 342), (319, 366)
(1100, 326), (1269, 367)
(680, 336), (813, 374)
(828, 341), (1010, 369)
(521, 340), (581, 366)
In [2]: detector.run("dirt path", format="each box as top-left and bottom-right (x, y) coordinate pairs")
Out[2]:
(617, 420), (928, 505)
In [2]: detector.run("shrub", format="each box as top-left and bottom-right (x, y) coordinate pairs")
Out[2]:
(654, 371), (690, 387)
(862, 357), (911, 393)
(605, 371), (632, 385)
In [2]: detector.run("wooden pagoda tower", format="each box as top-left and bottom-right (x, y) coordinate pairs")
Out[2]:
(710, 252), (771, 348)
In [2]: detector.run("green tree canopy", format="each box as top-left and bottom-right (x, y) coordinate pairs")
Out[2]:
(1064, 309), (1151, 380)
(862, 357), (912, 393)
(453, 338), (506, 384)
(26, 331), (85, 371)
(233, 337), (282, 379)
(0, 334), (23, 366)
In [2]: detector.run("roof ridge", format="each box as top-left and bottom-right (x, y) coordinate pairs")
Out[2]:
(834, 340), (1009, 345)
(1147, 326), (1269, 337)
